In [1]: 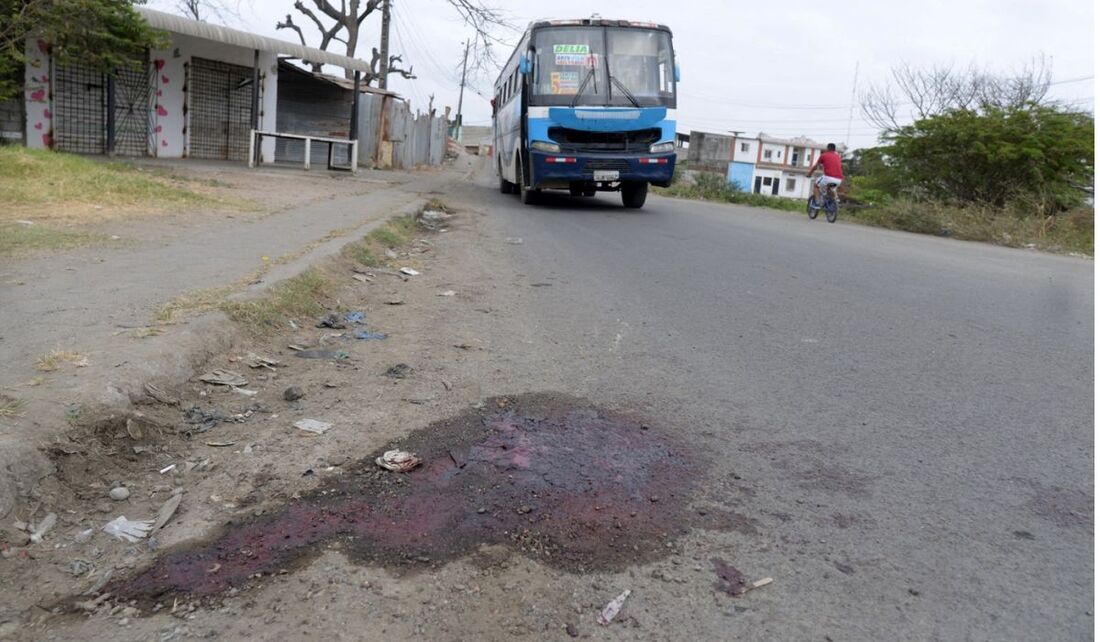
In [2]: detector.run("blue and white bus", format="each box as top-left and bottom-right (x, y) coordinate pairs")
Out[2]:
(492, 17), (678, 209)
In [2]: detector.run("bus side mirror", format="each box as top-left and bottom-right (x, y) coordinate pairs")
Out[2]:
(674, 64), (681, 82)
(519, 55), (532, 75)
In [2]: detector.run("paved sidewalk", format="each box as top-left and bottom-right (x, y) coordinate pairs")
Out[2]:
(0, 160), (470, 393)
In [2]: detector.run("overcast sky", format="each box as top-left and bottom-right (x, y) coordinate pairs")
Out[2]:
(148, 0), (1094, 150)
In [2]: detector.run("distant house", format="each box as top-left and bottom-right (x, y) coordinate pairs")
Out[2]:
(686, 130), (844, 200)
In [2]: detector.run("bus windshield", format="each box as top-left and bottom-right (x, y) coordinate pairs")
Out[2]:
(530, 26), (676, 108)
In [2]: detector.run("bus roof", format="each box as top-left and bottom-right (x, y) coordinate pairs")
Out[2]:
(527, 18), (671, 33)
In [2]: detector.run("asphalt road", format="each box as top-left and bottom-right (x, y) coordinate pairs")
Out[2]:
(467, 175), (1094, 640)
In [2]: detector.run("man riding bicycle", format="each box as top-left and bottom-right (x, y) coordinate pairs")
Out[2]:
(807, 142), (843, 207)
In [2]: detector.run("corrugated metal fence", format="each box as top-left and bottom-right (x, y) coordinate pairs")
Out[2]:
(358, 95), (446, 170)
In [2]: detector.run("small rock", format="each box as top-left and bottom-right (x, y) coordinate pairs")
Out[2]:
(109, 487), (131, 501)
(477, 507), (487, 514)
(283, 386), (305, 402)
(565, 623), (578, 637)
(517, 505), (533, 514)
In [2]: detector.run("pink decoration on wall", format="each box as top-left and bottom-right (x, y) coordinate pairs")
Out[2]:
(154, 59), (165, 70)
(162, 75), (170, 84)
(162, 140), (169, 147)
(41, 75), (48, 82)
(156, 89), (163, 97)
(156, 104), (168, 117)
(43, 108), (51, 119)
(43, 133), (52, 148)
(37, 39), (49, 53)
(33, 122), (42, 130)
(29, 88), (45, 102)
(154, 125), (163, 133)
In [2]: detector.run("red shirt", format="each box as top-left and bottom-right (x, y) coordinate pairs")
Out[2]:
(818, 151), (844, 178)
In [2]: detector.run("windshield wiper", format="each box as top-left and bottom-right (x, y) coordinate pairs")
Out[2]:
(570, 65), (599, 108)
(608, 74), (641, 108)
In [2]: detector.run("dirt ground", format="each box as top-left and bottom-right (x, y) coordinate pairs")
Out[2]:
(0, 183), (764, 641)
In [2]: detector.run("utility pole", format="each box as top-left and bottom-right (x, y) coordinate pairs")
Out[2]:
(845, 61), (860, 149)
(456, 38), (470, 139)
(378, 0), (391, 89)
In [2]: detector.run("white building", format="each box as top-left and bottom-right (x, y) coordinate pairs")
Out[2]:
(687, 130), (843, 200)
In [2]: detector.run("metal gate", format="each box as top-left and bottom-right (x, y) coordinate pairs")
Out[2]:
(53, 60), (153, 156)
(188, 57), (255, 160)
(54, 63), (106, 154)
(112, 63), (154, 156)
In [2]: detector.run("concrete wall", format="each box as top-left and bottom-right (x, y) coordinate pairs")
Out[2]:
(23, 38), (51, 149)
(727, 161), (754, 192)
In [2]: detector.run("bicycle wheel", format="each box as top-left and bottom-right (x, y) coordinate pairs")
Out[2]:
(806, 195), (819, 220)
(825, 198), (838, 223)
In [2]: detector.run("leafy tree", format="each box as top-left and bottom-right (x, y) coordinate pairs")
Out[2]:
(0, 0), (164, 102)
(879, 105), (1093, 213)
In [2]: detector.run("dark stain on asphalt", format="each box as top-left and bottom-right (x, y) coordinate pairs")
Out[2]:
(107, 393), (717, 603)
(712, 558), (747, 596)
(1023, 482), (1092, 529)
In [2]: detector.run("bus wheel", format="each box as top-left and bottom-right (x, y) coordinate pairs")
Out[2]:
(621, 182), (648, 208)
(569, 184), (584, 197)
(518, 159), (537, 205)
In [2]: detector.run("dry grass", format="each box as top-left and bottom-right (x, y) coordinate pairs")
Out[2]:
(0, 396), (25, 418)
(220, 268), (332, 335)
(0, 222), (116, 256)
(35, 348), (87, 372)
(0, 146), (242, 225)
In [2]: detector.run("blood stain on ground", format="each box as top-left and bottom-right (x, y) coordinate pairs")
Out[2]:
(108, 393), (705, 602)
(712, 558), (747, 596)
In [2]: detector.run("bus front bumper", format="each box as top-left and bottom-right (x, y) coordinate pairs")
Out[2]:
(529, 152), (677, 189)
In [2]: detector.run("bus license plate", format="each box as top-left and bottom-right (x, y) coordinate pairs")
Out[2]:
(593, 170), (619, 182)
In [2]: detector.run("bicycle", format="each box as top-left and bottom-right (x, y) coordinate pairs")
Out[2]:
(806, 181), (839, 223)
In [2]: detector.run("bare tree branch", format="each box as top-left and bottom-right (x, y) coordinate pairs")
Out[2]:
(861, 56), (1057, 137)
(175, 0), (246, 24)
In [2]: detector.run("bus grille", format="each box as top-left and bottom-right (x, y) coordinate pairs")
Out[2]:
(584, 158), (631, 173)
(549, 127), (660, 153)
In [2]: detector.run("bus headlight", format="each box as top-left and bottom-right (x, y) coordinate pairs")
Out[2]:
(531, 141), (561, 153)
(649, 141), (675, 154)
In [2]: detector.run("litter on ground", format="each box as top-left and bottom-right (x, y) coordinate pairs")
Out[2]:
(29, 513), (57, 544)
(354, 330), (388, 341)
(103, 516), (154, 543)
(376, 450), (421, 472)
(598, 589), (631, 626)
(294, 419), (333, 435)
(399, 267), (420, 276)
(198, 369), (247, 387)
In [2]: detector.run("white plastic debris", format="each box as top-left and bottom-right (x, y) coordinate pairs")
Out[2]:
(399, 267), (420, 276)
(294, 419), (333, 435)
(29, 513), (57, 544)
(437, 290), (456, 297)
(597, 589), (631, 626)
(75, 528), (94, 543)
(385, 248), (399, 259)
(505, 237), (523, 245)
(159, 464), (177, 474)
(375, 450), (422, 472)
(103, 516), (154, 543)
(232, 387), (259, 397)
